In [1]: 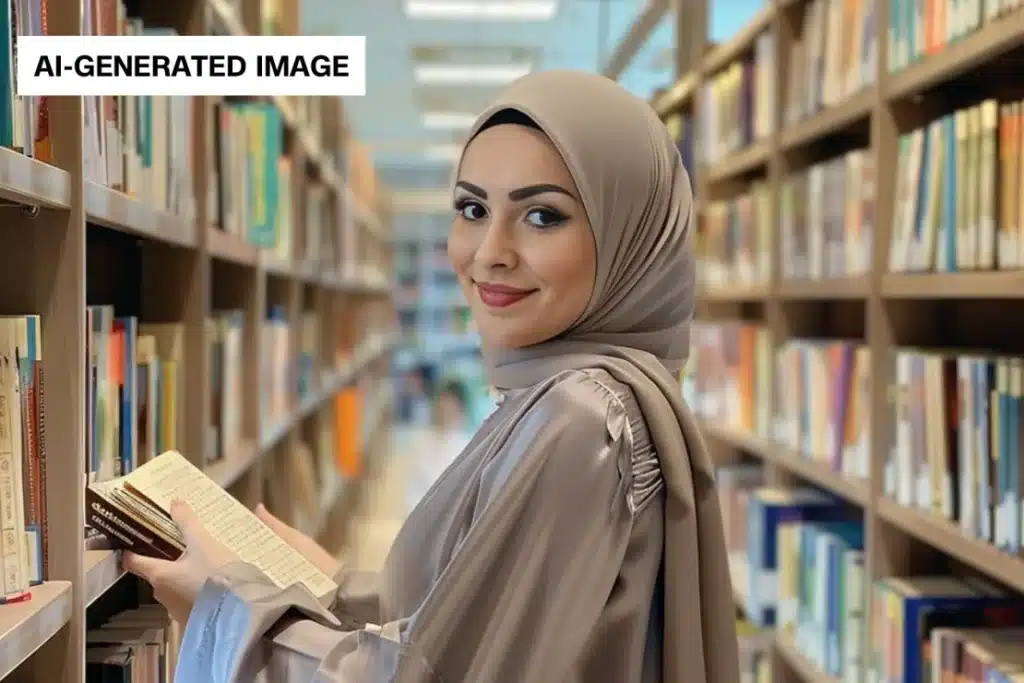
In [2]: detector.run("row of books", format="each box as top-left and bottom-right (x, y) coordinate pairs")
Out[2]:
(86, 310), (183, 489)
(697, 183), (772, 288)
(697, 31), (775, 166)
(262, 308), (296, 430)
(289, 419), (339, 535)
(1, 0), (51, 164)
(694, 97), (1024, 281)
(86, 605), (175, 682)
(685, 322), (871, 480)
(722, 478), (866, 681)
(82, 0), (194, 221)
(2, 0), (348, 262)
(784, 0), (877, 125)
(207, 311), (244, 464)
(780, 148), (876, 280)
(693, 320), (1024, 581)
(887, 0), (1024, 74)
(687, 322), (774, 437)
(889, 98), (1024, 273)
(718, 473), (1024, 683)
(884, 349), (1024, 554)
(775, 338), (871, 480)
(212, 100), (293, 258)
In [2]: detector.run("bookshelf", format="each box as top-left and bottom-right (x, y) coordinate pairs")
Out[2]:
(0, 0), (396, 680)
(659, 1), (1024, 683)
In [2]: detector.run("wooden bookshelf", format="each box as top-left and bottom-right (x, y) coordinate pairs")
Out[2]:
(0, 0), (397, 680)
(660, 1), (1024, 683)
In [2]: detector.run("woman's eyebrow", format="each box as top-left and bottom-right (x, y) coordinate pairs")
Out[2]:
(455, 181), (487, 198)
(508, 184), (575, 201)
(455, 181), (577, 202)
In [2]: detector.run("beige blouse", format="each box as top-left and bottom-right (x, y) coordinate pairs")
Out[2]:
(174, 368), (667, 682)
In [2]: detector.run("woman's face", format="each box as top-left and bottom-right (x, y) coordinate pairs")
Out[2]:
(447, 123), (597, 351)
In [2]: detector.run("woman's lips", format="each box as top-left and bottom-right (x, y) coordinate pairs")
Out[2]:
(474, 281), (536, 308)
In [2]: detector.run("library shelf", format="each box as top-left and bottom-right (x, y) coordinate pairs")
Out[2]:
(779, 89), (875, 151)
(0, 148), (70, 210)
(699, 421), (869, 506)
(700, 3), (775, 75)
(347, 185), (389, 242)
(0, 0), (397, 680)
(698, 284), (772, 302)
(885, 11), (1024, 103)
(654, 71), (699, 118)
(660, 1), (1024, 681)
(881, 272), (1024, 299)
(876, 498), (1024, 595)
(776, 277), (870, 300)
(209, 333), (396, 489)
(85, 549), (125, 607)
(769, 446), (870, 506)
(310, 474), (347, 540)
(262, 253), (294, 279)
(207, 227), (259, 267)
(775, 636), (840, 683)
(206, 438), (263, 490)
(0, 580), (73, 680)
(706, 140), (772, 184)
(84, 182), (197, 248)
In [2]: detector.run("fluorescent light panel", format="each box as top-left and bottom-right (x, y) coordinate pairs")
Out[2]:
(405, 1), (557, 21)
(414, 63), (532, 85)
(422, 111), (479, 129)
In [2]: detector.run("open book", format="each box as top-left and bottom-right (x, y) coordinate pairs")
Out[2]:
(86, 450), (337, 600)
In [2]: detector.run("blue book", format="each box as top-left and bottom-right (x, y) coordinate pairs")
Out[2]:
(746, 488), (849, 627)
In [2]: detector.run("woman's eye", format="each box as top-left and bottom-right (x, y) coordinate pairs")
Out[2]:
(455, 200), (487, 221)
(525, 208), (567, 228)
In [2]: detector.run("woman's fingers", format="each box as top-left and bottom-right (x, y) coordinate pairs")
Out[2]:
(169, 499), (203, 543)
(255, 503), (291, 536)
(123, 551), (172, 582)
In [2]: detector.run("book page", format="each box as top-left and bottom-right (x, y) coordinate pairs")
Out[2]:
(125, 451), (337, 598)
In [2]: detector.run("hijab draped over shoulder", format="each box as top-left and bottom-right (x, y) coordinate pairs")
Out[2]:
(461, 70), (740, 683)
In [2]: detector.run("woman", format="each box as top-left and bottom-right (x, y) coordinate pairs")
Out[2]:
(124, 69), (739, 683)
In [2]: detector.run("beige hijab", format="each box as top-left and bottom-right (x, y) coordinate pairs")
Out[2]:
(459, 70), (739, 683)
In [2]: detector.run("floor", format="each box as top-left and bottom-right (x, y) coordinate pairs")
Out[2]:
(342, 426), (462, 570)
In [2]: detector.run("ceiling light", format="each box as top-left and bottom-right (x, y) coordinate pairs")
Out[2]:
(423, 144), (464, 161)
(414, 64), (532, 85)
(422, 112), (479, 129)
(405, 1), (557, 21)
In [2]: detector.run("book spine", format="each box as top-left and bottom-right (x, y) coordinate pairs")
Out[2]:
(84, 487), (181, 561)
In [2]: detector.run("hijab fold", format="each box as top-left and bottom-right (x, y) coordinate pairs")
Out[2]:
(457, 71), (740, 683)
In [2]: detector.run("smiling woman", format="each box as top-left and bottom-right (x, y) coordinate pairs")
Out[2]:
(447, 110), (597, 349)
(152, 69), (734, 683)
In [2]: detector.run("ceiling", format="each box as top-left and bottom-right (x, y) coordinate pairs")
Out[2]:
(300, 0), (677, 178)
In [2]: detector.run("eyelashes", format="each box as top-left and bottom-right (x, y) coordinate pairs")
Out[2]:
(454, 197), (487, 221)
(525, 207), (568, 228)
(453, 197), (569, 229)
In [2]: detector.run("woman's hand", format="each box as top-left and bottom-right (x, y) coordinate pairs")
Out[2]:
(255, 504), (341, 576)
(123, 500), (237, 624)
